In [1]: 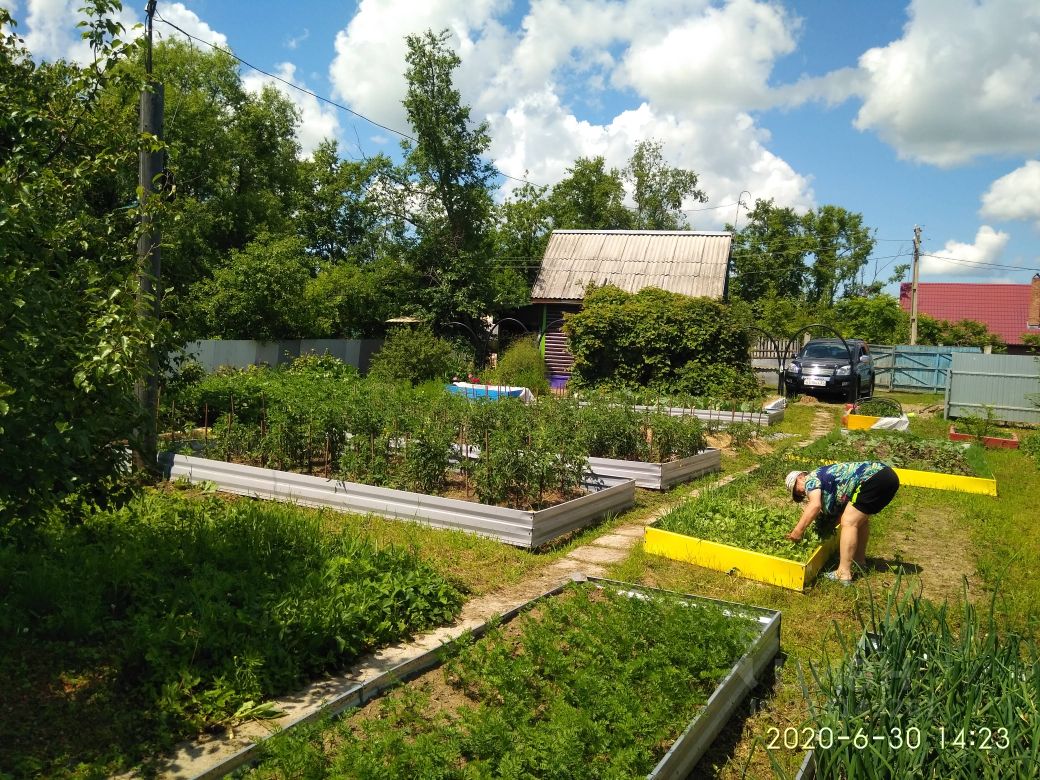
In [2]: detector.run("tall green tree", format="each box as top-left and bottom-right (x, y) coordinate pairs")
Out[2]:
(0, 2), (152, 532)
(547, 156), (634, 230)
(729, 199), (876, 308)
(623, 139), (706, 230)
(190, 234), (314, 340)
(395, 29), (526, 326)
(804, 205), (875, 306)
(493, 179), (553, 286)
(728, 198), (809, 302)
(297, 139), (401, 265)
(102, 39), (306, 332)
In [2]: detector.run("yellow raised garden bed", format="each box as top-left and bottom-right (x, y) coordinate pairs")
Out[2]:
(843, 413), (881, 430)
(644, 524), (841, 592)
(892, 467), (997, 496)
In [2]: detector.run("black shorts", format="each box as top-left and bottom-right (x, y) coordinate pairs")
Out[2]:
(851, 466), (900, 514)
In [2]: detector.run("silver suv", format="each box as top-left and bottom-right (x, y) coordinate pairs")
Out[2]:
(784, 338), (874, 399)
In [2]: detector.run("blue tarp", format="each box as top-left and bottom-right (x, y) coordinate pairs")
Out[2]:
(446, 382), (532, 401)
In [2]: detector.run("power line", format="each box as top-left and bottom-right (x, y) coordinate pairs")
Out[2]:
(919, 253), (1040, 273)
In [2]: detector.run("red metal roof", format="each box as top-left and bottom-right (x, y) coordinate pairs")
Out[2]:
(899, 282), (1035, 345)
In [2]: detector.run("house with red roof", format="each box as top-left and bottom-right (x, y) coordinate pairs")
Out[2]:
(899, 275), (1040, 354)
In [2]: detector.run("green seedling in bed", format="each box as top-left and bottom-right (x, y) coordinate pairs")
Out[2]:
(805, 431), (987, 477)
(796, 584), (1040, 779)
(248, 584), (759, 779)
(656, 485), (831, 561)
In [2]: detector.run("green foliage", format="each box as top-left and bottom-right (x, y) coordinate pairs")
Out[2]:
(657, 486), (829, 562)
(394, 29), (527, 325)
(190, 233), (315, 340)
(285, 352), (360, 381)
(804, 431), (984, 477)
(564, 285), (758, 399)
(493, 180), (553, 287)
(0, 2), (155, 532)
(546, 156), (634, 230)
(369, 326), (472, 385)
(830, 295), (909, 345)
(917, 314), (1006, 350)
(485, 337), (549, 395)
(801, 586), (1040, 779)
(0, 493), (462, 775)
(1020, 431), (1040, 467)
(575, 393), (707, 462)
(623, 139), (707, 230)
(250, 584), (758, 779)
(729, 199), (875, 307)
(953, 405), (998, 441)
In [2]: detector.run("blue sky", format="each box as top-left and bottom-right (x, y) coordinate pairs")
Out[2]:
(7, 0), (1040, 290)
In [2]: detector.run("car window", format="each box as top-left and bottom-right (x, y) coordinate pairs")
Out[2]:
(800, 343), (850, 359)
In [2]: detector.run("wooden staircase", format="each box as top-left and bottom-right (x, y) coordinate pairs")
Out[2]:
(541, 305), (575, 378)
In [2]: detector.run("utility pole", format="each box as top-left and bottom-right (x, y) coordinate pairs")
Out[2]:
(909, 225), (921, 345)
(133, 0), (164, 474)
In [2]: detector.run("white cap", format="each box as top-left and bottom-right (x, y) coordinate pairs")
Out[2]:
(785, 470), (805, 500)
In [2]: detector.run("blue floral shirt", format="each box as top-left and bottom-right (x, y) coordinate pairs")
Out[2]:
(804, 461), (886, 519)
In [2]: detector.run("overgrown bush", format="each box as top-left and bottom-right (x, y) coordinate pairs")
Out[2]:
(368, 326), (472, 385)
(563, 284), (758, 398)
(485, 337), (549, 395)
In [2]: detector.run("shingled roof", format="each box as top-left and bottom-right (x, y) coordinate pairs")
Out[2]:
(530, 229), (732, 303)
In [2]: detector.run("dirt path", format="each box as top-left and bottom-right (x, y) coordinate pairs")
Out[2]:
(872, 503), (978, 604)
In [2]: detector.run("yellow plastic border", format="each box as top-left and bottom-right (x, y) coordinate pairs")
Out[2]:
(643, 524), (841, 592)
(843, 414), (881, 430)
(893, 467), (998, 496)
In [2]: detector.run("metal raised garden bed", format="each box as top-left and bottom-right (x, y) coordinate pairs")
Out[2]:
(587, 448), (722, 490)
(644, 522), (841, 592)
(613, 398), (785, 427)
(158, 453), (635, 550)
(194, 576), (780, 780)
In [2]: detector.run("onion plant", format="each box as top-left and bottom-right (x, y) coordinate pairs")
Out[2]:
(796, 584), (1040, 778)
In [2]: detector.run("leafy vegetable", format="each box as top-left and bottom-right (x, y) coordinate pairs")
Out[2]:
(657, 487), (830, 562)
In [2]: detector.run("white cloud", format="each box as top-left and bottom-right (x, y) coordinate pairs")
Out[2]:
(328, 0), (511, 136)
(850, 0), (1040, 166)
(614, 0), (798, 112)
(980, 161), (1040, 228)
(329, 0), (815, 221)
(921, 225), (1010, 276)
(154, 3), (227, 49)
(15, 0), (224, 63)
(285, 28), (309, 51)
(242, 62), (341, 157)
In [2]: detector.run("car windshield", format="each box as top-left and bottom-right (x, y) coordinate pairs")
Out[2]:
(801, 343), (853, 360)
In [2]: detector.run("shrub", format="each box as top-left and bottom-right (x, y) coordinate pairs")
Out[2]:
(486, 337), (549, 395)
(563, 284), (758, 398)
(368, 326), (472, 385)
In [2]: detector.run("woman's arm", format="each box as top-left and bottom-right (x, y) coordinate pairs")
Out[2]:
(786, 490), (822, 540)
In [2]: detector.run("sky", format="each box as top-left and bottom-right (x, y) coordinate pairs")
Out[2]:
(6, 0), (1040, 291)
